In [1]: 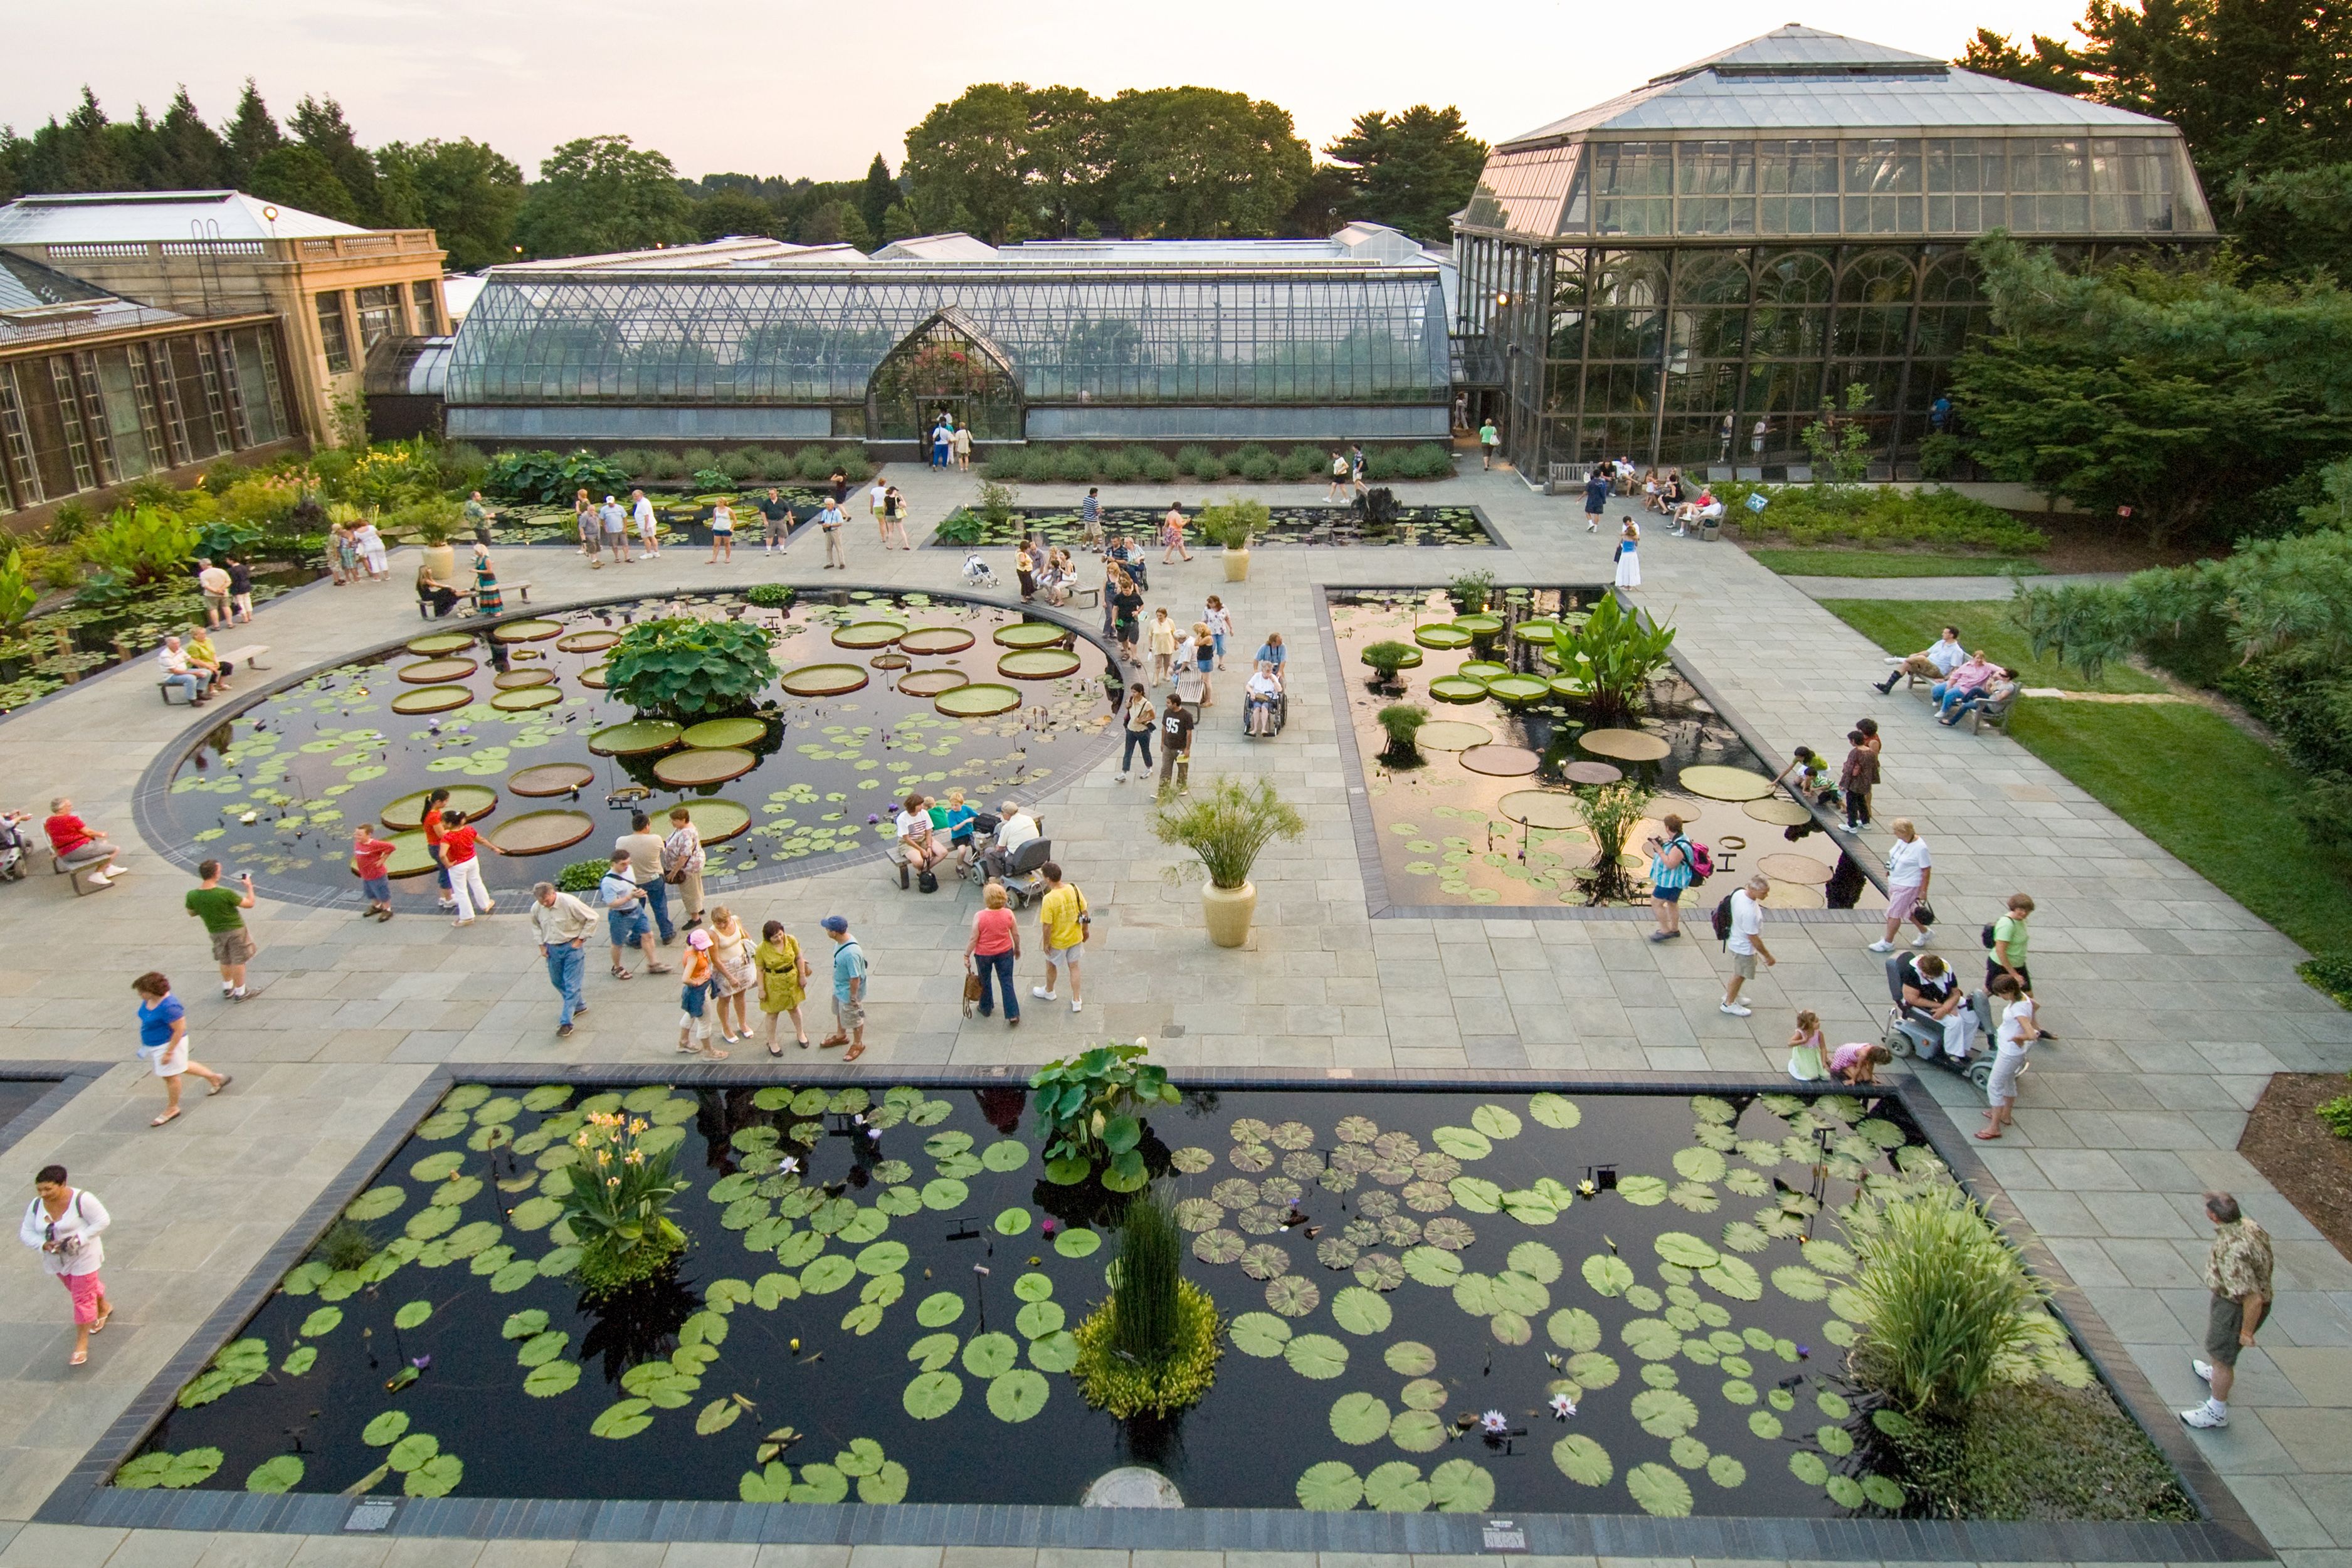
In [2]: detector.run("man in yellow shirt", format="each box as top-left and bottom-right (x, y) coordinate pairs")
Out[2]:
(1030, 861), (1087, 1014)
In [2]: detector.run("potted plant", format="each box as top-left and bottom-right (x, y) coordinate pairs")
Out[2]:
(1152, 776), (1305, 947)
(1196, 495), (1268, 582)
(1360, 639), (1419, 693)
(388, 495), (462, 583)
(1447, 567), (1496, 616)
(1377, 702), (1430, 767)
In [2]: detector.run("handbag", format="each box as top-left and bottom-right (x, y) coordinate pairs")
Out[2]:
(961, 963), (983, 1018)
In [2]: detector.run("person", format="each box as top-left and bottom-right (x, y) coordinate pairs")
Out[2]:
(598, 851), (662, 979)
(954, 423), (974, 470)
(1718, 412), (1736, 461)
(1326, 451), (1350, 501)
(883, 485), (911, 550)
(708, 499), (736, 564)
(1255, 631), (1287, 687)
(828, 466), (851, 510)
(1939, 666), (2018, 725)
(1032, 861), (1087, 1013)
(419, 787), (457, 912)
(23, 1164), (113, 1367)
(1721, 875), (1774, 1016)
(415, 562), (460, 618)
(352, 822), (396, 921)
(868, 476), (892, 544)
(1157, 693), (1194, 794)
(198, 557), (233, 628)
(1646, 815), (1696, 941)
(1674, 488), (1724, 536)
(897, 794), (951, 882)
(749, 488), (786, 554)
(966, 881), (1023, 1026)
(1454, 392), (1469, 431)
(330, 522), (360, 584)
(1660, 469), (1685, 510)
(1611, 518), (1642, 589)
(1350, 443), (1369, 497)
(44, 797), (119, 885)
(664, 806), (707, 929)
(1189, 619), (1216, 705)
(1478, 419), (1499, 469)
(471, 541), (504, 615)
(616, 812), (675, 942)
(2182, 1192), (2272, 1429)
(1750, 416), (1768, 456)
(1245, 664), (1282, 735)
(1161, 502), (1193, 564)
(1988, 893), (2038, 997)
(1079, 488), (1104, 552)
(1014, 544), (1037, 602)
(186, 860), (257, 998)
(440, 808), (495, 926)
(463, 490), (494, 546)
(1203, 596), (1232, 670)
(1111, 572), (1143, 662)
(1147, 608), (1179, 688)
(631, 488), (660, 556)
(818, 497), (848, 569)
(1179, 621), (1212, 706)
(156, 636), (214, 705)
(675, 929), (725, 1058)
(574, 488), (598, 560)
(599, 495), (630, 563)
(1642, 468), (1665, 514)
(1898, 951), (1972, 1060)
(1839, 728), (1877, 830)
(1829, 1041), (1892, 1085)
(354, 516), (388, 580)
(130, 972), (229, 1127)
(930, 419), (952, 470)
(226, 556), (254, 623)
(1930, 394), (1953, 433)
(184, 627), (232, 695)
(707, 905), (756, 1044)
(1786, 1009), (1826, 1080)
(1869, 819), (1934, 951)
(820, 915), (868, 1060)
(1874, 626), (1966, 694)
(527, 879), (596, 1037)
(994, 801), (1041, 869)
(1976, 974), (2040, 1140)
(1772, 745), (1836, 806)
(1117, 683), (1156, 782)
(756, 919), (812, 1055)
(939, 788), (979, 851)
(1583, 465), (1611, 533)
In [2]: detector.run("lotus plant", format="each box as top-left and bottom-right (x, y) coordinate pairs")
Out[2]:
(558, 1110), (690, 1293)
(1028, 1040), (1181, 1189)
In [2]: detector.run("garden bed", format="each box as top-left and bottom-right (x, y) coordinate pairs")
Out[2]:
(2239, 1074), (2352, 1265)
(934, 503), (1497, 551)
(112, 1080), (2143, 1520)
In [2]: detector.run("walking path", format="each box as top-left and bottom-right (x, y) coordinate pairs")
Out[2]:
(1780, 571), (2132, 601)
(0, 464), (2346, 1567)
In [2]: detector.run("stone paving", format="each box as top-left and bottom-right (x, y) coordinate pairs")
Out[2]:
(1, 463), (2348, 1567)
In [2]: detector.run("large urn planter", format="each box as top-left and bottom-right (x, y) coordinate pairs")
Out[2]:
(421, 542), (458, 584)
(1222, 546), (1251, 582)
(1151, 776), (1303, 950)
(1200, 881), (1258, 947)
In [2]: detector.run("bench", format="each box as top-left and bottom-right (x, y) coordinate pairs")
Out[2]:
(418, 583), (533, 620)
(1968, 690), (2019, 734)
(157, 647), (268, 703)
(52, 847), (123, 895)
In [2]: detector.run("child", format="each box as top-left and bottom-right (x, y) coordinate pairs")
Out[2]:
(1190, 620), (1216, 706)
(1786, 1010), (1826, 1081)
(677, 929), (727, 1058)
(351, 823), (396, 922)
(1976, 975), (2038, 1140)
(1828, 1041), (1894, 1085)
(941, 787), (978, 849)
(1839, 729), (1877, 830)
(1775, 746), (1837, 804)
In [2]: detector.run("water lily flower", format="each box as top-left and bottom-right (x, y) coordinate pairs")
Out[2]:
(411, 1355), (431, 1370)
(778, 1155), (799, 1174)
(1576, 1179), (1598, 1198)
(1480, 1409), (1509, 1435)
(1549, 1392), (1577, 1420)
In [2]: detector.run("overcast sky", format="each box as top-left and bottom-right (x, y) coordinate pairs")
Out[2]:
(9, 0), (2089, 182)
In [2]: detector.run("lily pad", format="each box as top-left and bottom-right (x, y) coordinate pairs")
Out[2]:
(1364, 1460), (1430, 1513)
(902, 1370), (962, 1419)
(1553, 1433), (1613, 1486)
(961, 1332), (1019, 1378)
(1297, 1460), (1364, 1511)
(934, 682), (1021, 718)
(1429, 1457), (1495, 1512)
(998, 648), (1082, 680)
(586, 719), (683, 756)
(1331, 1286), (1393, 1335)
(1284, 1332), (1348, 1379)
(1331, 1391), (1392, 1444)
(1230, 1312), (1292, 1357)
(987, 1367), (1050, 1422)
(1628, 1461), (1694, 1517)
(1267, 1275), (1321, 1317)
(779, 663), (869, 697)
(1383, 1339), (1437, 1376)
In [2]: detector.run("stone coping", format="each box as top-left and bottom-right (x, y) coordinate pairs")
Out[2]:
(125, 582), (1127, 911)
(920, 503), (1509, 552)
(0, 1063), (102, 1162)
(39, 1066), (2268, 1562)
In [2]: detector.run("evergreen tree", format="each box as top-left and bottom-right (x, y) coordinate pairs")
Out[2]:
(1320, 105), (1487, 243)
(222, 80), (283, 189)
(249, 144), (359, 224)
(858, 154), (896, 243)
(1955, 28), (2092, 94)
(288, 95), (380, 223)
(156, 88), (230, 189)
(16, 88), (132, 194)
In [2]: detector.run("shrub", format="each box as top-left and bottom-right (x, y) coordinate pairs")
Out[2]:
(1880, 1380), (2195, 1522)
(1101, 451), (1139, 484)
(604, 616), (777, 718)
(343, 440), (444, 510)
(934, 512), (986, 545)
(1278, 450), (1321, 482)
(1139, 453), (1179, 484)
(718, 450), (758, 481)
(484, 449), (633, 505)
(606, 448), (655, 476)
(216, 474), (303, 530)
(745, 582), (794, 608)
(1718, 483), (2047, 554)
(1151, 775), (1305, 888)
(310, 1218), (380, 1273)
(1237, 454), (1276, 481)
(2301, 956), (2352, 1011)
(976, 479), (1021, 532)
(829, 446), (874, 483)
(1120, 445), (1159, 473)
(557, 1108), (690, 1297)
(1028, 1041), (1180, 1187)
(1361, 639), (1416, 684)
(1057, 445), (1098, 483)
(690, 467), (731, 492)
(1231, 443), (1272, 469)
(1174, 445), (1217, 480)
(981, 451), (1028, 481)
(646, 451), (687, 480)
(201, 458), (243, 495)
(0, 550), (37, 631)
(1020, 450), (1060, 483)
(738, 447), (789, 480)
(43, 499), (97, 545)
(793, 447), (835, 481)
(680, 447), (717, 473)
(78, 505), (196, 586)
(1073, 1276), (1222, 1419)
(556, 860), (608, 895)
(1378, 702), (1430, 763)
(1448, 567), (1495, 613)
(1366, 443), (1455, 481)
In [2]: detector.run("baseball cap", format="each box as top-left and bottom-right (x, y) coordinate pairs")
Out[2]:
(821, 915), (849, 934)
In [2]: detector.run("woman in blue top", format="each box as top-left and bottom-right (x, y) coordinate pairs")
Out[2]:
(1253, 632), (1287, 688)
(1644, 814), (1694, 944)
(132, 971), (228, 1127)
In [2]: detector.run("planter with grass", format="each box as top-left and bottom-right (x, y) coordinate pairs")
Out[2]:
(1198, 496), (1267, 583)
(1152, 776), (1305, 947)
(1377, 702), (1430, 767)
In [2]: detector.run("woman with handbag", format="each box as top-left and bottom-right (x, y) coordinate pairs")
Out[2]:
(131, 971), (229, 1128)
(706, 905), (756, 1044)
(21, 1164), (112, 1367)
(756, 920), (812, 1053)
(964, 881), (1022, 1026)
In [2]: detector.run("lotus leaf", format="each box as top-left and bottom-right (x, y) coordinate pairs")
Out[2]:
(1672, 1147), (1728, 1184)
(1422, 1217), (1475, 1251)
(1266, 1274), (1321, 1317)
(1772, 1265), (1829, 1301)
(1424, 1456), (1494, 1513)
(1489, 1310), (1532, 1345)
(840, 1302), (885, 1335)
(281, 1346), (317, 1376)
(1748, 1409), (1783, 1441)
(1168, 1145), (1215, 1174)
(739, 1461), (791, 1502)
(1721, 1221), (1769, 1253)
(392, 1299), (432, 1330)
(902, 1370), (962, 1419)
(1562, 1350), (1618, 1390)
(1501, 1189), (1559, 1224)
(1297, 1460), (1364, 1511)
(854, 1241), (910, 1276)
(517, 1330), (569, 1367)
(1802, 1238), (1856, 1274)
(956, 1331), (1016, 1379)
(344, 1187), (406, 1223)
(789, 1463), (849, 1504)
(1284, 1332), (1348, 1379)
(922, 1177), (969, 1209)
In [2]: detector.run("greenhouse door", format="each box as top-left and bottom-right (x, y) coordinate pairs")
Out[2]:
(867, 312), (1023, 443)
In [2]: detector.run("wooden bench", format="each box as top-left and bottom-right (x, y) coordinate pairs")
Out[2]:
(418, 583), (534, 620)
(158, 646), (268, 703)
(1968, 690), (2019, 734)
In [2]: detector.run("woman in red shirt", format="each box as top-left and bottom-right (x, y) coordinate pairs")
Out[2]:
(43, 796), (119, 884)
(440, 809), (495, 926)
(964, 881), (1022, 1026)
(419, 787), (456, 913)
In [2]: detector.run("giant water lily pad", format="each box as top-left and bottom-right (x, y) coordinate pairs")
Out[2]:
(1413, 624), (1474, 650)
(1415, 720), (1491, 751)
(900, 626), (976, 655)
(509, 762), (595, 797)
(406, 632), (474, 656)
(992, 621), (1070, 650)
(1580, 728), (1672, 762)
(491, 618), (564, 643)
(382, 786), (495, 831)
(680, 717), (770, 749)
(485, 810), (594, 856)
(492, 687), (561, 712)
(653, 747), (757, 786)
(1458, 745), (1540, 777)
(381, 831), (438, 878)
(579, 665), (610, 688)
(779, 663), (868, 697)
(555, 629), (620, 653)
(1428, 678), (1488, 705)
(998, 648), (1081, 680)
(1498, 791), (1581, 829)
(934, 683), (1020, 718)
(1680, 764), (1775, 801)
(587, 720), (683, 756)
(492, 668), (557, 690)
(1488, 675), (1552, 706)
(679, 799), (751, 845)
(398, 657), (478, 684)
(391, 685), (475, 715)
(833, 621), (908, 649)
(896, 669), (969, 698)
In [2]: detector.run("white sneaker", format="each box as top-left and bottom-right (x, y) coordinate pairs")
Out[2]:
(1070, 999), (1083, 1013)
(1031, 987), (1056, 1001)
(86, 873), (112, 887)
(2192, 1359), (2213, 1384)
(1114, 774), (1127, 784)
(1720, 1002), (1752, 1017)
(2180, 1402), (2228, 1429)
(1867, 939), (1896, 952)
(1911, 930), (1933, 947)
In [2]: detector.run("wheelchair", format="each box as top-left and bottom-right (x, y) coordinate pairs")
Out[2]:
(1880, 955), (1998, 1097)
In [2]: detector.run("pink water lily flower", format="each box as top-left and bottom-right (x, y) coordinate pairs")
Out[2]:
(1480, 1409), (1510, 1435)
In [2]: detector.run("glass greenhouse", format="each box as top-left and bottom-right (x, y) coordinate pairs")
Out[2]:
(443, 239), (1452, 448)
(1453, 24), (2217, 477)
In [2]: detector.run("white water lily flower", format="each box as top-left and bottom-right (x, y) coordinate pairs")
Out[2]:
(1480, 1409), (1510, 1434)
(1549, 1392), (1577, 1420)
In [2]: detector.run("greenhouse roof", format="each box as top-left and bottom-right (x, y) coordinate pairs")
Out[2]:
(0, 189), (366, 243)
(0, 251), (185, 346)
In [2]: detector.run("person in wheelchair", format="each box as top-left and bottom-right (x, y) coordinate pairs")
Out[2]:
(1245, 663), (1284, 736)
(977, 800), (1040, 879)
(1898, 952), (1975, 1060)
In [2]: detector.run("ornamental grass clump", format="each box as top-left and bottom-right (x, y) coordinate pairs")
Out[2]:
(1573, 780), (1653, 902)
(1151, 776), (1305, 890)
(1073, 1186), (1223, 1418)
(1377, 702), (1430, 766)
(558, 1109), (689, 1297)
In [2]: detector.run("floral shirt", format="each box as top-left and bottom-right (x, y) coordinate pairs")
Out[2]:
(2204, 1218), (2273, 1300)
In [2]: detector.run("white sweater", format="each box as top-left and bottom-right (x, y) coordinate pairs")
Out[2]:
(21, 1188), (109, 1276)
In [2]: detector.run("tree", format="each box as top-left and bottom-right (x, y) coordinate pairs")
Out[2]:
(221, 80), (283, 189)
(1026, 85), (1111, 235)
(513, 134), (695, 259)
(155, 87), (230, 189)
(1321, 105), (1487, 243)
(880, 202), (918, 243)
(1105, 87), (1310, 239)
(249, 144), (358, 223)
(691, 189), (779, 242)
(13, 88), (131, 194)
(1955, 28), (2092, 94)
(801, 199), (872, 250)
(858, 154), (897, 242)
(288, 95), (382, 224)
(903, 83), (1041, 243)
(374, 138), (524, 270)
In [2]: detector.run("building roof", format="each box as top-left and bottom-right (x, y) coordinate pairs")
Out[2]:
(868, 233), (1001, 261)
(1498, 23), (2173, 145)
(0, 189), (367, 244)
(0, 250), (186, 347)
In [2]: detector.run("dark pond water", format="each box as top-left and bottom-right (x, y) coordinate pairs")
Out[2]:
(155, 591), (1117, 900)
(480, 488), (835, 550)
(125, 1083), (2099, 1517)
(1330, 590), (1882, 911)
(937, 504), (1496, 550)
(0, 1076), (58, 1131)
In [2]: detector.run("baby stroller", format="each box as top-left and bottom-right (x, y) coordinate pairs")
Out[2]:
(962, 554), (999, 591)
(1880, 955), (1996, 1097)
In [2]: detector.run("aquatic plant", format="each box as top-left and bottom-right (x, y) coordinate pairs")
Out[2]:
(1546, 594), (1676, 723)
(604, 615), (776, 720)
(1028, 1041), (1180, 1189)
(1376, 702), (1430, 765)
(1073, 1186), (1223, 1418)
(1571, 780), (1653, 902)
(558, 1110), (690, 1296)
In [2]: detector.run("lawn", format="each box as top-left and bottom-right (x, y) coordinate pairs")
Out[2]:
(1818, 598), (2168, 694)
(1827, 597), (2352, 964)
(1748, 547), (2050, 579)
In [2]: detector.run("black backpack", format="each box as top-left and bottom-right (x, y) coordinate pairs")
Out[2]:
(916, 868), (939, 894)
(1711, 894), (1735, 944)
(1981, 920), (1998, 949)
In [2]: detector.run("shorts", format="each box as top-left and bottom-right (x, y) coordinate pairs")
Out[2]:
(1729, 950), (1758, 980)
(210, 927), (257, 966)
(1651, 881), (1686, 904)
(608, 908), (651, 947)
(2205, 1292), (2246, 1367)
(1986, 960), (2030, 992)
(204, 592), (230, 617)
(60, 1270), (105, 1325)
(680, 982), (708, 1018)
(1885, 883), (1924, 923)
(361, 876), (392, 903)
(140, 1036), (190, 1078)
(1986, 1045), (2026, 1103)
(602, 530), (625, 547)
(833, 992), (866, 1031)
(1045, 938), (1083, 961)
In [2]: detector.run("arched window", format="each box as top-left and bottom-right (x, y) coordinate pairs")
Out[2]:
(867, 312), (1023, 442)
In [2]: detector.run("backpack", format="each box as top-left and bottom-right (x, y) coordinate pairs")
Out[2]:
(1981, 920), (1998, 949)
(1710, 894), (1735, 944)
(1687, 841), (1713, 884)
(916, 867), (939, 895)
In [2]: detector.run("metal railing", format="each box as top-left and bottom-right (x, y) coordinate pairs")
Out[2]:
(36, 231), (438, 266)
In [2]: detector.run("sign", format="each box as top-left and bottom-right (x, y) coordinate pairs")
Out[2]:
(1744, 493), (1769, 513)
(344, 1500), (398, 1533)
(1482, 1519), (1529, 1553)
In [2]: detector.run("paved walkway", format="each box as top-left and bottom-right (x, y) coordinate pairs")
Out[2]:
(1780, 571), (2131, 601)
(0, 464), (2346, 1566)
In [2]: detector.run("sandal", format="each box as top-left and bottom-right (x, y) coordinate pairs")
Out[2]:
(843, 1043), (866, 1061)
(208, 1075), (232, 1096)
(816, 1035), (848, 1049)
(646, 964), (673, 974)
(91, 1308), (112, 1334)
(150, 1108), (181, 1127)
(1973, 1128), (2003, 1140)
(70, 1349), (87, 1367)
(611, 966), (633, 980)
(702, 1046), (730, 1060)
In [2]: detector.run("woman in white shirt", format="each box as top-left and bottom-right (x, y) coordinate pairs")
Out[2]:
(21, 1164), (112, 1366)
(1868, 819), (1934, 952)
(1977, 974), (2040, 1140)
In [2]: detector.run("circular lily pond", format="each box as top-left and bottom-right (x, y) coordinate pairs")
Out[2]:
(936, 503), (1496, 550)
(122, 1083), (2107, 1513)
(1331, 589), (1882, 910)
(153, 591), (1115, 899)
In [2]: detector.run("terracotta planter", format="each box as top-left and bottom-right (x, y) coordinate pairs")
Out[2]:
(421, 543), (457, 584)
(1201, 880), (1257, 947)
(1223, 546), (1251, 582)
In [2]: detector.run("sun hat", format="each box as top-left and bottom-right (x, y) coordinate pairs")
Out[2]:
(687, 929), (712, 949)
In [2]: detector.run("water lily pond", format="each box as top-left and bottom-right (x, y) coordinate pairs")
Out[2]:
(1331, 590), (1882, 910)
(481, 488), (832, 550)
(937, 504), (1497, 550)
(155, 591), (1114, 900)
(120, 1082), (2103, 1516)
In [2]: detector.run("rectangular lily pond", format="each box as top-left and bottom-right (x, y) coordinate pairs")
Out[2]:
(936, 503), (1498, 550)
(114, 1080), (2185, 1525)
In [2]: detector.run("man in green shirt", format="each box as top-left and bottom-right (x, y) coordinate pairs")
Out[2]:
(186, 858), (258, 999)
(463, 492), (494, 545)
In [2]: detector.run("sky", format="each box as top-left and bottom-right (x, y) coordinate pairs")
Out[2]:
(8, 0), (2092, 182)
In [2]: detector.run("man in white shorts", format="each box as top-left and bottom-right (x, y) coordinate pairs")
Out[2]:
(631, 490), (660, 556)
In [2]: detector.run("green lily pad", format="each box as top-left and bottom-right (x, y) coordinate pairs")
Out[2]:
(916, 1292), (964, 1328)
(1527, 1092), (1581, 1129)
(1331, 1286), (1393, 1335)
(1430, 1126), (1491, 1160)
(1628, 1460), (1693, 1517)
(1015, 1300), (1065, 1339)
(245, 1455), (305, 1493)
(1383, 1339), (1436, 1376)
(993, 1207), (1031, 1236)
(1403, 1245), (1464, 1286)
(986, 1367), (1050, 1422)
(1673, 1147), (1728, 1184)
(1297, 1460), (1364, 1510)
(1364, 1460), (1430, 1512)
(1330, 1391), (1392, 1444)
(903, 1370), (962, 1419)
(961, 1332), (1019, 1378)
(1553, 1433), (1613, 1486)
(591, 1399), (653, 1439)
(1028, 1330), (1078, 1373)
(1581, 1253), (1635, 1295)
(1284, 1332), (1349, 1379)
(1508, 1241), (1564, 1283)
(1053, 1226), (1101, 1258)
(1790, 1450), (1830, 1485)
(1429, 1457), (1495, 1513)
(586, 719), (683, 756)
(393, 1300), (431, 1330)
(802, 1255), (856, 1294)
(1616, 1175), (1669, 1206)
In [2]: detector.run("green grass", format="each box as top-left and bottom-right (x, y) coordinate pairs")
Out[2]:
(1820, 598), (2167, 695)
(1749, 548), (2050, 579)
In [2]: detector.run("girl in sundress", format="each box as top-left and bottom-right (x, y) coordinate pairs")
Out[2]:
(707, 905), (756, 1043)
(1613, 517), (1642, 589)
(472, 542), (504, 614)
